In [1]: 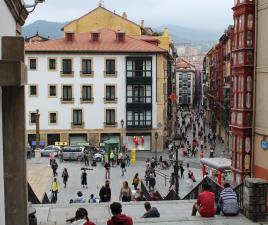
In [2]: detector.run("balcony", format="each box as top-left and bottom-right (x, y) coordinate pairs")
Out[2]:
(60, 70), (74, 77)
(61, 97), (74, 104)
(126, 120), (152, 129)
(104, 122), (117, 128)
(80, 97), (94, 104)
(103, 97), (117, 104)
(80, 70), (94, 77)
(104, 71), (118, 78)
(71, 122), (85, 128)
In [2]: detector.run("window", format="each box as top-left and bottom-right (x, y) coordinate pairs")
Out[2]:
(29, 58), (37, 70)
(62, 85), (73, 101)
(49, 85), (57, 97)
(247, 14), (253, 30)
(231, 112), (236, 124)
(245, 137), (251, 153)
(247, 76), (252, 91)
(62, 59), (72, 75)
(127, 85), (151, 103)
(106, 86), (115, 100)
(29, 85), (37, 96)
(246, 93), (251, 108)
(246, 51), (253, 63)
(82, 85), (92, 101)
(126, 110), (152, 126)
(73, 109), (82, 125)
(48, 58), (56, 70)
(105, 59), (116, 74)
(246, 113), (252, 126)
(30, 112), (36, 124)
(106, 109), (115, 125)
(49, 112), (57, 124)
(247, 31), (253, 47)
(81, 59), (92, 74)
(237, 113), (243, 125)
(238, 52), (243, 64)
(126, 58), (152, 78)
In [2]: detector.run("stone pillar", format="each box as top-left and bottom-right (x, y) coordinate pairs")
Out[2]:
(243, 178), (267, 221)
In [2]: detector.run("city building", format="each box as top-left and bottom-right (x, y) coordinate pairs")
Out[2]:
(25, 29), (169, 152)
(253, 0), (268, 182)
(176, 58), (195, 106)
(25, 31), (49, 43)
(0, 1), (28, 225)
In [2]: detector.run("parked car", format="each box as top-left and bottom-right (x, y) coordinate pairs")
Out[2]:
(62, 146), (85, 161)
(93, 153), (103, 162)
(40, 145), (61, 157)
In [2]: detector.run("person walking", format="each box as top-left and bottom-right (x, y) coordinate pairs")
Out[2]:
(62, 168), (69, 188)
(26, 143), (31, 159)
(104, 161), (111, 179)
(51, 159), (58, 177)
(99, 180), (111, 202)
(119, 181), (132, 202)
(120, 159), (126, 176)
(169, 172), (175, 190)
(110, 151), (115, 167)
(132, 173), (140, 190)
(50, 178), (60, 203)
(180, 164), (185, 179)
(81, 169), (88, 189)
(148, 172), (156, 192)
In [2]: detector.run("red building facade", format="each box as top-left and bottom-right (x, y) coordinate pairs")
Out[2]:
(230, 0), (255, 184)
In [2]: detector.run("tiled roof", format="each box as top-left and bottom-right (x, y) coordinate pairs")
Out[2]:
(25, 29), (167, 53)
(176, 58), (195, 70)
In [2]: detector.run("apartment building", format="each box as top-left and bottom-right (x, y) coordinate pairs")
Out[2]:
(25, 29), (168, 151)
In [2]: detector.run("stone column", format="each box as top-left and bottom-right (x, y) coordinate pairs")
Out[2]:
(243, 177), (267, 221)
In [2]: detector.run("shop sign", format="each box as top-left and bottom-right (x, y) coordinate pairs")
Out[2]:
(260, 137), (268, 150)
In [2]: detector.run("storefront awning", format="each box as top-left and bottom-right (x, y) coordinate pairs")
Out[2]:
(104, 139), (119, 144)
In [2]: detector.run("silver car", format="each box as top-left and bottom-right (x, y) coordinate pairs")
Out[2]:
(62, 146), (85, 161)
(40, 145), (61, 157)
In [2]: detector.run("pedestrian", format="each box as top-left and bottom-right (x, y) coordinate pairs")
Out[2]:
(84, 150), (89, 166)
(125, 153), (130, 166)
(145, 166), (150, 187)
(74, 191), (86, 203)
(107, 202), (133, 225)
(71, 208), (96, 225)
(62, 168), (69, 188)
(81, 169), (88, 189)
(141, 202), (160, 218)
(99, 180), (111, 202)
(191, 183), (216, 217)
(51, 159), (58, 177)
(50, 178), (60, 203)
(26, 143), (31, 159)
(132, 173), (140, 190)
(120, 159), (126, 176)
(148, 172), (156, 192)
(169, 172), (175, 190)
(180, 165), (185, 179)
(58, 149), (63, 163)
(118, 151), (123, 165)
(135, 191), (146, 201)
(88, 194), (97, 203)
(119, 181), (132, 202)
(49, 152), (55, 166)
(110, 151), (115, 166)
(104, 160), (111, 179)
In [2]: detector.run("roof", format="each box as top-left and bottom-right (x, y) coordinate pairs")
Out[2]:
(176, 58), (195, 70)
(201, 157), (231, 171)
(25, 32), (49, 42)
(25, 29), (167, 53)
(130, 35), (160, 44)
(62, 6), (142, 31)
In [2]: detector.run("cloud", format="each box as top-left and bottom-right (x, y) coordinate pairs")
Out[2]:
(25, 0), (234, 30)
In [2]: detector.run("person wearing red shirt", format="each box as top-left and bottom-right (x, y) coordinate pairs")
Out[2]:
(191, 183), (216, 217)
(107, 202), (133, 225)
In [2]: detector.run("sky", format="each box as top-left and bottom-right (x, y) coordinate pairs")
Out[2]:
(24, 0), (234, 31)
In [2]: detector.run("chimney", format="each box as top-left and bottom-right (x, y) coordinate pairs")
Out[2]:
(122, 12), (127, 19)
(141, 20), (144, 28)
(65, 31), (74, 42)
(116, 31), (125, 43)
(91, 31), (100, 42)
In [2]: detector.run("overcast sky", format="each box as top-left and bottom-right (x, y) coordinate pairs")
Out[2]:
(24, 0), (234, 30)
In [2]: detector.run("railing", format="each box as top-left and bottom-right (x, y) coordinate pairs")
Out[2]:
(41, 192), (51, 204)
(234, 182), (244, 213)
(140, 181), (151, 201)
(28, 182), (40, 204)
(155, 169), (170, 187)
(164, 189), (180, 200)
(182, 176), (223, 203)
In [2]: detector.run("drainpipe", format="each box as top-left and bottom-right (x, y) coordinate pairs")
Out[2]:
(251, 0), (258, 177)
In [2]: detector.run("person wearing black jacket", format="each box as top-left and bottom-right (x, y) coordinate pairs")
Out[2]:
(99, 180), (111, 202)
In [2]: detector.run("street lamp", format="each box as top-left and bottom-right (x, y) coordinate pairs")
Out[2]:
(173, 133), (182, 195)
(120, 120), (124, 151)
(34, 109), (41, 161)
(154, 132), (159, 161)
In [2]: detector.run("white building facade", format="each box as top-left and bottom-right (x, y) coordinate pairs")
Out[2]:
(176, 58), (195, 106)
(25, 30), (167, 151)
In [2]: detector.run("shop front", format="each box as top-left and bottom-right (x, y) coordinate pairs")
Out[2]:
(125, 133), (151, 151)
(100, 133), (120, 159)
(69, 133), (87, 146)
(47, 133), (60, 146)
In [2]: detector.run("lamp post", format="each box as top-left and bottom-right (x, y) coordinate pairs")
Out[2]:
(35, 109), (41, 161)
(120, 119), (124, 152)
(154, 132), (159, 161)
(173, 133), (182, 195)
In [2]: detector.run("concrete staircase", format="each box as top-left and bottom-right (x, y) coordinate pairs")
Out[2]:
(35, 200), (258, 225)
